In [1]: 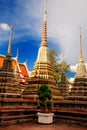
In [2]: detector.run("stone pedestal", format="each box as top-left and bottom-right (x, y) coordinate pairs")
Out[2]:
(37, 112), (54, 124)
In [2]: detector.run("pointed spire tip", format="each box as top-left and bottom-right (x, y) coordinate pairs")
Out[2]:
(7, 21), (13, 55)
(41, 0), (47, 47)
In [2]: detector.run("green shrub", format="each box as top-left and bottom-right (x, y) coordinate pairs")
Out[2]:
(37, 84), (52, 112)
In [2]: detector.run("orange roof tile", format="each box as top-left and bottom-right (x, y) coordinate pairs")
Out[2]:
(0, 56), (4, 68)
(19, 64), (29, 77)
(0, 55), (29, 82)
(0, 56), (18, 71)
(12, 59), (17, 71)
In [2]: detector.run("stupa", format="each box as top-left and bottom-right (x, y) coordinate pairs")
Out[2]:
(70, 28), (87, 98)
(24, 0), (59, 101)
(0, 23), (21, 97)
(54, 32), (87, 124)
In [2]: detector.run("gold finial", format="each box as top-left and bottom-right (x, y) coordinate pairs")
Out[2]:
(41, 0), (47, 47)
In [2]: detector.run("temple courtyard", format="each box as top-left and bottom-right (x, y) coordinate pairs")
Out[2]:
(0, 122), (87, 130)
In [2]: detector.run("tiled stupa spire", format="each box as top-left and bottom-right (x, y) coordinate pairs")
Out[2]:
(7, 22), (13, 57)
(36, 0), (49, 63)
(24, 0), (60, 101)
(41, 0), (47, 47)
(76, 28), (86, 77)
(2, 22), (13, 71)
(79, 27), (84, 63)
(0, 22), (21, 95)
(31, 0), (53, 78)
(71, 28), (87, 97)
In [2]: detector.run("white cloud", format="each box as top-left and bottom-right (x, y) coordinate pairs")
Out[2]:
(47, 0), (87, 65)
(70, 63), (87, 72)
(0, 23), (10, 43)
(1, 0), (87, 66)
(0, 23), (10, 31)
(70, 65), (76, 72)
(69, 78), (74, 83)
(16, 0), (87, 66)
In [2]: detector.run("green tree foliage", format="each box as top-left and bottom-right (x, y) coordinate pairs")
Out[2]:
(48, 50), (60, 83)
(37, 84), (52, 112)
(48, 49), (70, 84)
(49, 50), (59, 72)
(59, 60), (70, 73)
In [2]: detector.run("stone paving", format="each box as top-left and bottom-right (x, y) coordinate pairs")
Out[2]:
(0, 123), (87, 130)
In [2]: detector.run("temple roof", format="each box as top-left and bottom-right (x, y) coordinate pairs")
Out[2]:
(0, 55), (29, 80)
(19, 63), (29, 77)
(0, 55), (5, 68)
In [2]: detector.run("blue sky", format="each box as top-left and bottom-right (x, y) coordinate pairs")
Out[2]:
(0, 0), (61, 71)
(0, 0), (87, 78)
(0, 0), (41, 70)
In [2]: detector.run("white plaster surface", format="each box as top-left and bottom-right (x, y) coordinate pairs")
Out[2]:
(37, 112), (54, 124)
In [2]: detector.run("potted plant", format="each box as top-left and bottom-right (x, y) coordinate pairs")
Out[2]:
(37, 84), (54, 124)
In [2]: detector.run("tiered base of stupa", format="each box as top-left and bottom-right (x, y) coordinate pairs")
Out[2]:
(70, 77), (87, 96)
(24, 77), (59, 102)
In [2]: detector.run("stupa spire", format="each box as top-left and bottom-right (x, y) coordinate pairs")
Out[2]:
(7, 22), (13, 56)
(76, 27), (86, 77)
(79, 27), (84, 63)
(41, 0), (47, 47)
(62, 54), (65, 71)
